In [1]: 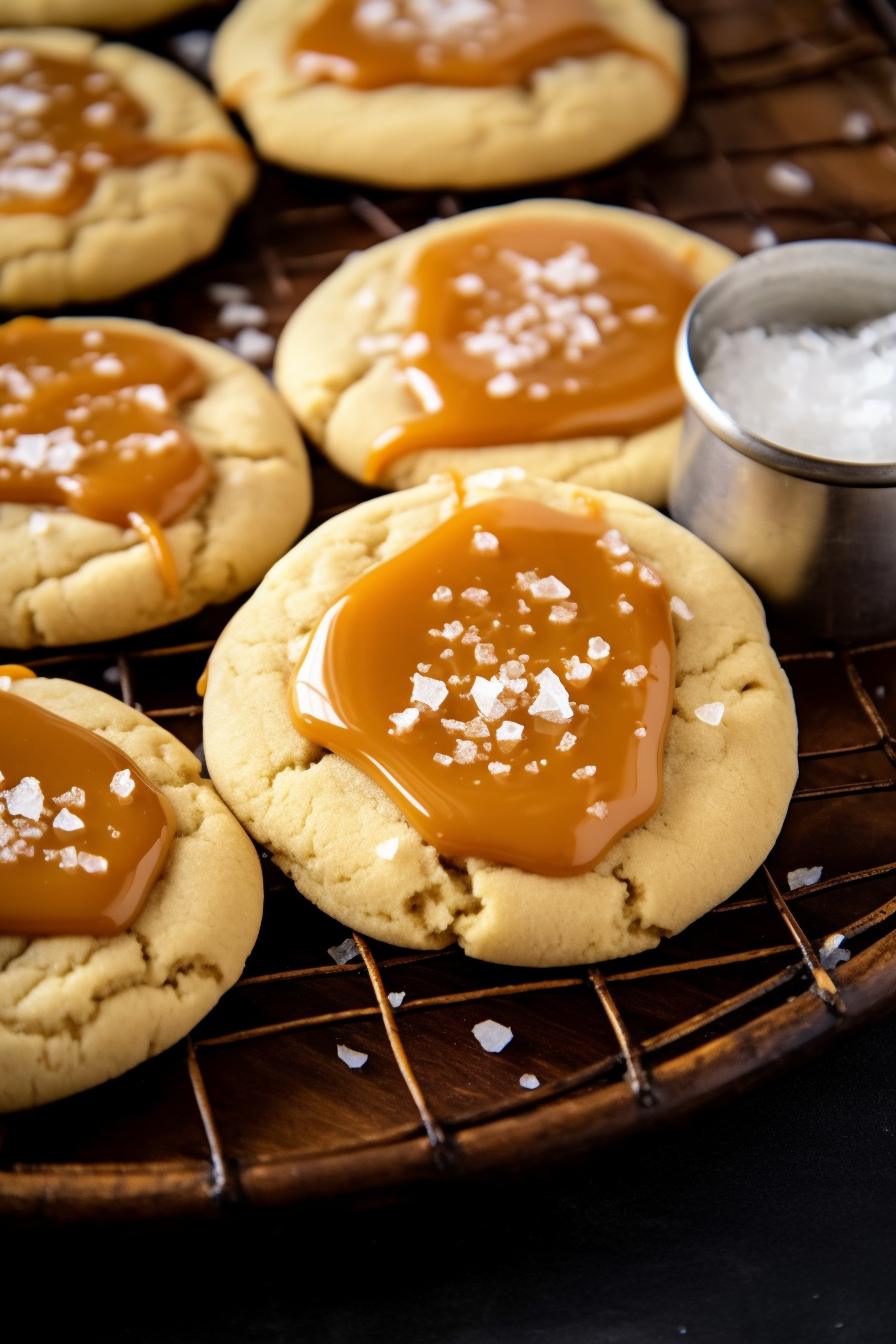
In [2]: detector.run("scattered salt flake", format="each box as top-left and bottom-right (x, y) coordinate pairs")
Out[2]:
(207, 282), (251, 305)
(470, 675), (506, 720)
(337, 1044), (368, 1069)
(694, 702), (725, 726)
(617, 599), (634, 615)
(623, 665), (648, 686)
(628, 304), (659, 324)
(519, 1073), (540, 1090)
(557, 732), (576, 752)
(453, 272), (485, 296)
(472, 530), (499, 554)
(842, 109), (873, 142)
(519, 624), (534, 635)
(496, 720), (523, 742)
(78, 851), (108, 874)
(436, 620), (463, 640)
(472, 1019), (513, 1053)
(635, 727), (647, 738)
(432, 585), (452, 603)
(218, 300), (266, 330)
(463, 717), (490, 738)
(549, 602), (577, 624)
(588, 637), (610, 661)
(231, 328), (275, 364)
(375, 837), (399, 860)
(614, 561), (634, 575)
(0, 678), (9, 693)
(454, 740), (478, 764)
(110, 769), (135, 798)
(388, 991), (406, 1008)
(4, 776), (43, 821)
(587, 801), (609, 819)
(598, 529), (629, 557)
(475, 642), (498, 666)
(563, 656), (592, 686)
(400, 330), (430, 360)
(328, 936), (359, 964)
(573, 765), (596, 779)
(529, 383), (549, 400)
(525, 762), (539, 773)
(787, 865), (823, 891)
(47, 845), (78, 870)
(819, 933), (850, 970)
(464, 466), (526, 489)
(670, 596), (693, 620)
(404, 365), (444, 414)
(411, 674), (448, 710)
(488, 761), (510, 776)
(529, 668), (573, 724)
(169, 28), (213, 73)
(434, 752), (453, 766)
(93, 354), (124, 377)
(28, 512), (49, 535)
(529, 575), (570, 600)
(639, 565), (662, 587)
(486, 370), (520, 398)
(751, 225), (778, 251)
(352, 285), (377, 309)
(53, 808), (84, 832)
(461, 587), (490, 606)
(767, 160), (814, 196)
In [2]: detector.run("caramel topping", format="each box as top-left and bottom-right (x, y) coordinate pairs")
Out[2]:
(0, 46), (243, 216)
(290, 497), (674, 877)
(0, 689), (175, 937)
(0, 318), (211, 594)
(292, 0), (667, 91)
(365, 215), (700, 481)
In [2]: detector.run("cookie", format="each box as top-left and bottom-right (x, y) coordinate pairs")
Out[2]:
(0, 28), (255, 308)
(275, 201), (734, 505)
(0, 676), (263, 1113)
(202, 472), (798, 968)
(211, 0), (685, 190)
(0, 315), (312, 648)
(0, 1), (202, 27)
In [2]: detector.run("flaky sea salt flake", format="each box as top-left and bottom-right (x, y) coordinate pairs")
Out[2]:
(411, 674), (448, 710)
(694, 702), (724, 726)
(587, 801), (609, 819)
(549, 602), (577, 624)
(375, 837), (399, 860)
(78, 851), (108, 874)
(617, 599), (634, 615)
(519, 1073), (540, 1090)
(767, 161), (814, 196)
(573, 765), (596, 779)
(53, 808), (84, 832)
(432, 585), (452, 603)
(461, 587), (490, 606)
(434, 753), (453, 766)
(110, 769), (135, 798)
(388, 991), (406, 1008)
(4, 776), (43, 821)
(454, 740), (478, 764)
(623, 665), (648, 686)
(588, 637), (610, 661)
(563, 656), (592, 686)
(670, 596), (693, 620)
(528, 668), (573, 723)
(598, 529), (629, 557)
(328, 936), (359, 964)
(337, 1044), (368, 1069)
(787, 865), (823, 891)
(495, 720), (523, 742)
(472, 1019), (513, 1053)
(557, 733), (576, 752)
(488, 761), (510, 776)
(472, 530), (499, 554)
(529, 575), (570, 600)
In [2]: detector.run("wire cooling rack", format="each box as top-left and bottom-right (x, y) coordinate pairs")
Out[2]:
(3, 0), (896, 1218)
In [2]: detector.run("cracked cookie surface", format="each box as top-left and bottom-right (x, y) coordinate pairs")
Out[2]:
(212, 0), (684, 191)
(274, 201), (734, 506)
(0, 27), (255, 308)
(203, 473), (797, 967)
(0, 677), (263, 1113)
(0, 315), (312, 648)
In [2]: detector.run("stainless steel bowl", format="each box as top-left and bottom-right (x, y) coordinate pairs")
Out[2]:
(671, 239), (896, 640)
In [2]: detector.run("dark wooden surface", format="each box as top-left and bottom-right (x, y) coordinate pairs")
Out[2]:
(4, 0), (896, 1220)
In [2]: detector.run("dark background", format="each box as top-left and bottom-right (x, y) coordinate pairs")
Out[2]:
(8, 1007), (895, 1343)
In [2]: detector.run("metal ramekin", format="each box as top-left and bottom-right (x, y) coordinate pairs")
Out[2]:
(671, 240), (896, 640)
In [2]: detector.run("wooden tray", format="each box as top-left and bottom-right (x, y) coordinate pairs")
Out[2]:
(3, 0), (896, 1220)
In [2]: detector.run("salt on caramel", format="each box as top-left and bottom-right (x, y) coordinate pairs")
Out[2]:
(0, 317), (210, 596)
(292, 0), (674, 91)
(0, 45), (245, 217)
(0, 687), (175, 937)
(364, 214), (700, 481)
(290, 496), (674, 877)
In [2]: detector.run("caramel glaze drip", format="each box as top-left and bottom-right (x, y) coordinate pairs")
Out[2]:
(0, 317), (211, 597)
(292, 0), (675, 91)
(0, 46), (246, 217)
(0, 688), (175, 937)
(365, 215), (700, 481)
(290, 497), (674, 877)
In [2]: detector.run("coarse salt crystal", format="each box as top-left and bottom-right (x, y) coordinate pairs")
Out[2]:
(206, 282), (251, 305)
(588, 637), (610, 661)
(434, 752), (453, 766)
(375, 837), (400, 860)
(519, 1073), (540, 1089)
(529, 575), (570, 600)
(49, 845), (78, 870)
(328, 936), (359, 964)
(432, 586), (452, 602)
(587, 801), (609, 819)
(751, 225), (778, 251)
(694, 702), (725, 726)
(454, 740), (478, 764)
(623, 665), (648, 686)
(528, 668), (573, 724)
(488, 761), (510, 776)
(670, 596), (693, 620)
(110, 769), (135, 798)
(337, 1044), (368, 1069)
(470, 675), (506, 720)
(453, 272), (485, 296)
(231, 328), (275, 364)
(472, 1019), (513, 1053)
(599, 529), (629, 557)
(549, 602), (577, 624)
(639, 565), (662, 587)
(134, 383), (168, 413)
(557, 732), (576, 752)
(78, 852), (108, 874)
(563, 656), (592, 685)
(411, 674), (448, 710)
(614, 561), (634, 575)
(787, 865), (823, 891)
(635, 727), (647, 738)
(525, 762), (539, 773)
(218, 301), (267, 330)
(388, 990), (406, 1008)
(496, 720), (524, 742)
(28, 512), (50, 535)
(475, 642), (498, 666)
(4, 776), (43, 821)
(617, 599), (633, 615)
(472, 530), (499, 554)
(842, 110), (873, 142)
(819, 933), (850, 970)
(461, 587), (490, 606)
(0, 678), (10, 692)
(436, 620), (463, 640)
(53, 808), (84, 832)
(573, 765), (596, 779)
(486, 371), (520, 399)
(767, 161), (814, 196)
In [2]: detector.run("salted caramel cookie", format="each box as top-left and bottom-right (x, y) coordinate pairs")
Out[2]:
(211, 0), (685, 190)
(0, 675), (263, 1113)
(0, 28), (255, 308)
(202, 471), (797, 968)
(0, 1), (204, 27)
(0, 314), (312, 648)
(275, 200), (734, 505)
